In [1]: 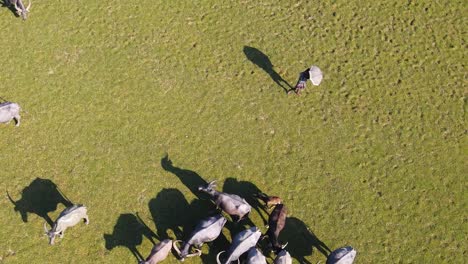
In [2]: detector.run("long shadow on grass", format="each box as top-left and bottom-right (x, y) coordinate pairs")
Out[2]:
(148, 188), (214, 240)
(243, 46), (293, 93)
(161, 154), (210, 200)
(280, 217), (331, 263)
(186, 212), (232, 264)
(7, 178), (73, 226)
(149, 188), (231, 263)
(222, 177), (269, 225)
(148, 188), (191, 240)
(104, 213), (156, 262)
(0, 0), (20, 19)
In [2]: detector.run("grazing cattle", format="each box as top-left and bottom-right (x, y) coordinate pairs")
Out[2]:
(326, 246), (357, 264)
(245, 247), (267, 264)
(173, 214), (227, 261)
(0, 102), (21, 126)
(273, 249), (292, 264)
(44, 204), (89, 245)
(254, 192), (282, 209)
(140, 239), (173, 264)
(5, 0), (31, 20)
(265, 204), (288, 251)
(198, 181), (251, 222)
(216, 227), (262, 264)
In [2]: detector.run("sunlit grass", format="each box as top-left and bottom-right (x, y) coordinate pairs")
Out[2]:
(0, 0), (465, 263)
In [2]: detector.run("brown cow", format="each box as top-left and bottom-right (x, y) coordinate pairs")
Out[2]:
(254, 192), (282, 209)
(265, 204), (288, 251)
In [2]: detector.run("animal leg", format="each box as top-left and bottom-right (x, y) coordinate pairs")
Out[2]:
(59, 231), (64, 238)
(14, 115), (20, 126)
(84, 215), (89, 225)
(231, 215), (240, 223)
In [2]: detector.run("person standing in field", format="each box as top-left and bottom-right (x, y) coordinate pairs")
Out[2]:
(288, 66), (323, 95)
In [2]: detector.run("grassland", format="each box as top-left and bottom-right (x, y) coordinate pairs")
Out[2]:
(0, 0), (466, 263)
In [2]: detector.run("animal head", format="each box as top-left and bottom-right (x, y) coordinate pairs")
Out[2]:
(254, 192), (282, 207)
(12, 0), (31, 20)
(44, 223), (59, 245)
(198, 180), (217, 195)
(273, 242), (289, 254)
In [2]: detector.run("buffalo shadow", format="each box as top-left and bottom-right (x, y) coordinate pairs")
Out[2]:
(161, 154), (210, 200)
(148, 188), (214, 241)
(243, 46), (293, 93)
(279, 217), (331, 263)
(149, 188), (226, 262)
(7, 177), (73, 226)
(161, 157), (255, 224)
(104, 213), (156, 262)
(0, 0), (20, 18)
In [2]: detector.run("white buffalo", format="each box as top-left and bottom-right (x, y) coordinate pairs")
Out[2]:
(0, 102), (21, 126)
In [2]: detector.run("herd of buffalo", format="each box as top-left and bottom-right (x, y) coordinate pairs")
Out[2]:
(27, 177), (356, 264)
(2, 2), (354, 262)
(1, 108), (354, 264)
(39, 179), (356, 264)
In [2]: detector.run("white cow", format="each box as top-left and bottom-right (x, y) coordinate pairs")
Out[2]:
(326, 246), (357, 264)
(0, 102), (21, 126)
(44, 205), (89, 245)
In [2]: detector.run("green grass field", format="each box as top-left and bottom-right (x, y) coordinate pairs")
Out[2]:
(0, 0), (465, 263)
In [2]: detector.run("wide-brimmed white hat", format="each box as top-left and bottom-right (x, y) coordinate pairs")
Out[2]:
(309, 66), (323, 86)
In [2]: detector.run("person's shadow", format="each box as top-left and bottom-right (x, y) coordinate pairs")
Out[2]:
(279, 217), (331, 263)
(161, 154), (210, 200)
(7, 178), (74, 226)
(104, 213), (156, 262)
(222, 177), (269, 225)
(243, 46), (293, 93)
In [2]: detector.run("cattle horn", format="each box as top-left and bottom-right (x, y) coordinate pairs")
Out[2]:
(26, 0), (31, 11)
(199, 180), (217, 191)
(13, 2), (22, 13)
(43, 222), (49, 234)
(216, 251), (239, 264)
(281, 242), (289, 249)
(6, 191), (17, 207)
(216, 251), (225, 264)
(207, 180), (217, 189)
(173, 240), (183, 256)
(185, 248), (202, 258)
